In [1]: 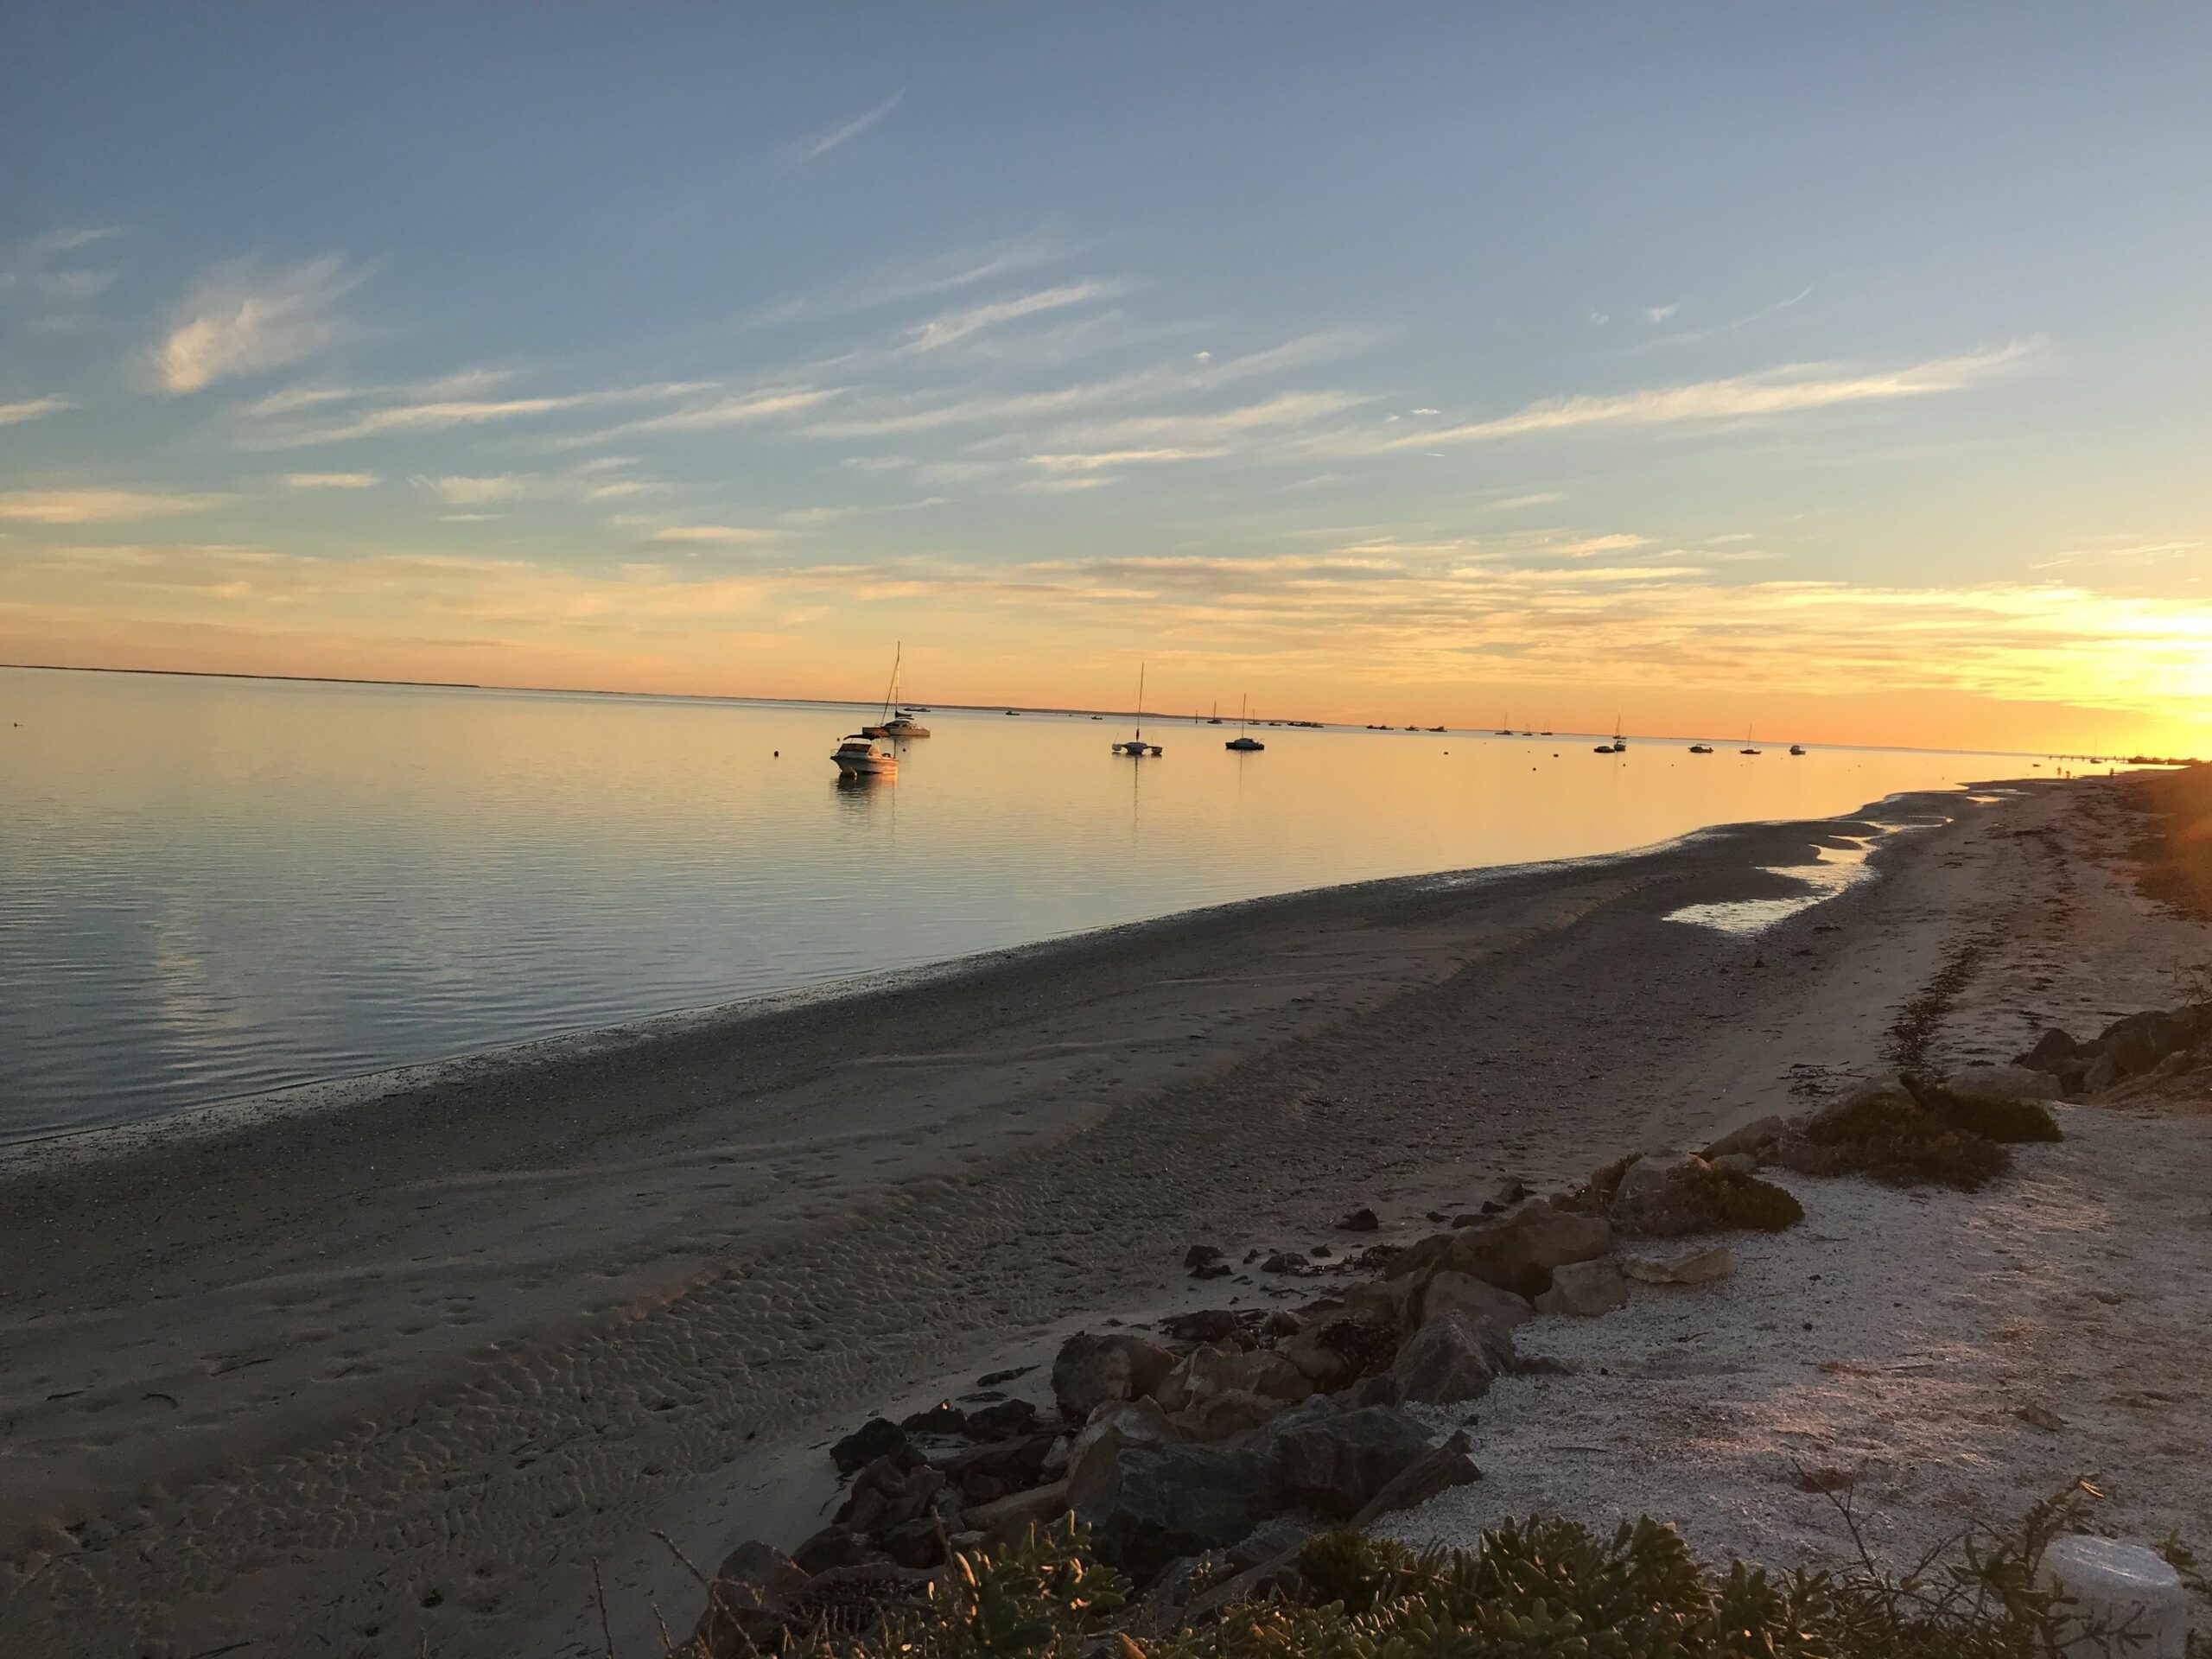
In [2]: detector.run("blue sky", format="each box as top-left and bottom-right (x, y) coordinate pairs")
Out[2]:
(3, 4), (2209, 748)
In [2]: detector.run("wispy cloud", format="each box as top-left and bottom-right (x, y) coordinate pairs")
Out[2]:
(788, 91), (905, 165)
(1644, 303), (1680, 324)
(1393, 343), (2037, 448)
(1550, 533), (1649, 557)
(0, 487), (230, 524)
(556, 385), (840, 446)
(1027, 446), (1230, 472)
(747, 226), (1084, 329)
(804, 330), (1373, 440)
(1628, 286), (1815, 355)
(155, 255), (365, 393)
(244, 378), (717, 446)
(414, 474), (531, 507)
(898, 281), (1124, 354)
(284, 472), (379, 489)
(0, 396), (71, 427)
(646, 524), (782, 545)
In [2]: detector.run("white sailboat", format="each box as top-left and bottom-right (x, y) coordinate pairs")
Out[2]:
(861, 643), (930, 739)
(1113, 665), (1162, 756)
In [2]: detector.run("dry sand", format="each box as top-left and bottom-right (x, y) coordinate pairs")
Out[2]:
(5, 775), (2197, 1656)
(1382, 774), (2212, 1571)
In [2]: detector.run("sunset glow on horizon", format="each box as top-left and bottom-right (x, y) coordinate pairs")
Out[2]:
(5, 8), (2209, 758)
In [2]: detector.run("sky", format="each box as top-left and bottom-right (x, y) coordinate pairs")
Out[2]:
(3, 4), (2209, 754)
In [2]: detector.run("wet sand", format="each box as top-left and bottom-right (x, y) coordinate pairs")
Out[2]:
(0, 780), (2056, 1656)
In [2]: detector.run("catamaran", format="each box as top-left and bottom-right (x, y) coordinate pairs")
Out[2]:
(1113, 665), (1162, 756)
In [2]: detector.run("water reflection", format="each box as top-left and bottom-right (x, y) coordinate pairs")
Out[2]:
(0, 667), (2017, 1140)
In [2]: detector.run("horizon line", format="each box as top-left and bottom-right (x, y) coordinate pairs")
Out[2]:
(2, 660), (2177, 765)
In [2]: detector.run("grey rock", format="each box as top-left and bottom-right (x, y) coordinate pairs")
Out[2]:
(1702, 1115), (1787, 1160)
(1389, 1310), (1513, 1405)
(1263, 1396), (1433, 1517)
(1620, 1246), (1734, 1286)
(1052, 1332), (1179, 1421)
(1421, 1269), (1535, 1337)
(1534, 1258), (1629, 1317)
(1350, 1429), (1479, 1526)
(1383, 1198), (1611, 1300)
(1072, 1440), (1280, 1581)
(966, 1478), (1071, 1539)
(830, 1416), (909, 1474)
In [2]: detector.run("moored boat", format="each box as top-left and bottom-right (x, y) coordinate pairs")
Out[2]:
(831, 734), (897, 779)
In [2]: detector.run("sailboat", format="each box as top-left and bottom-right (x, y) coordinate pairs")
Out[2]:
(1206, 701), (1224, 725)
(1593, 715), (1626, 754)
(1740, 723), (1762, 756)
(1112, 665), (1162, 756)
(860, 644), (931, 739)
(1224, 694), (1265, 751)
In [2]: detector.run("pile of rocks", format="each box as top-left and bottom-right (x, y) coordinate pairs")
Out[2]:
(2012, 1001), (2212, 1096)
(682, 1169), (1802, 1655)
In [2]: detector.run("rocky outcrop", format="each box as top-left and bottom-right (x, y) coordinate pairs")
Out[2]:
(2012, 1001), (2211, 1093)
(1586, 1151), (1804, 1236)
(1382, 1198), (1611, 1300)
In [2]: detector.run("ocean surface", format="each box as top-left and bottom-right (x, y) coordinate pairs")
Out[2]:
(0, 666), (2033, 1142)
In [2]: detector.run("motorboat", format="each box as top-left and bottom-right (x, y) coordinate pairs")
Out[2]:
(1593, 715), (1626, 754)
(1789, 743), (1808, 756)
(1689, 743), (1713, 753)
(1224, 693), (1265, 752)
(1113, 664), (1163, 756)
(831, 734), (897, 779)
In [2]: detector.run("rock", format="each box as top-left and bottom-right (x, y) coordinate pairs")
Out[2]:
(1620, 1246), (1734, 1286)
(1051, 1332), (1179, 1421)
(1265, 1398), (1435, 1518)
(1173, 1388), (1287, 1441)
(1489, 1177), (1531, 1207)
(965, 1478), (1071, 1539)
(1336, 1206), (1380, 1232)
(836, 1456), (943, 1532)
(1158, 1344), (1313, 1412)
(1599, 1151), (1802, 1236)
(1338, 1274), (1422, 1334)
(1066, 1398), (1182, 1496)
(899, 1402), (967, 1436)
(1942, 1063), (2063, 1103)
(1534, 1259), (1629, 1317)
(687, 1541), (810, 1659)
(1260, 1250), (1313, 1274)
(879, 1517), (946, 1569)
(1710, 1152), (1759, 1175)
(2016, 1027), (2082, 1072)
(2098, 1009), (2196, 1077)
(1277, 1327), (1354, 1389)
(961, 1398), (1039, 1440)
(1702, 1115), (1787, 1160)
(1384, 1198), (1611, 1300)
(1160, 1308), (1244, 1344)
(830, 1416), (908, 1474)
(1350, 1429), (1479, 1526)
(1071, 1440), (1280, 1581)
(1421, 1269), (1534, 1337)
(790, 1523), (872, 1574)
(938, 1435), (1055, 1505)
(1388, 1311), (1512, 1405)
(1184, 1244), (1224, 1273)
(2082, 1052), (2123, 1093)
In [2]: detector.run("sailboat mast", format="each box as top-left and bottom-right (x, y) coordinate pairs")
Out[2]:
(1135, 664), (1144, 741)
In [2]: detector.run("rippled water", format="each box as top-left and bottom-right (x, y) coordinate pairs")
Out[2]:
(0, 667), (2026, 1141)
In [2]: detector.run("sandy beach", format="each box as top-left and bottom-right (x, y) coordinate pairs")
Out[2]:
(6, 773), (2202, 1657)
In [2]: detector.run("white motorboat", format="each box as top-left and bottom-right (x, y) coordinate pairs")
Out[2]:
(1789, 743), (1808, 756)
(831, 734), (898, 779)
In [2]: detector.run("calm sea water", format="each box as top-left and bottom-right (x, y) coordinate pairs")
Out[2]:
(0, 667), (2026, 1142)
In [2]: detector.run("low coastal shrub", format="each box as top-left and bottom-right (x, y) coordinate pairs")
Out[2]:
(1779, 1088), (2014, 1191)
(760, 1484), (2191, 1659)
(1902, 1076), (2065, 1145)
